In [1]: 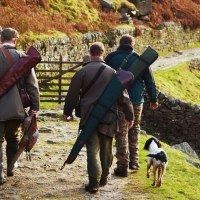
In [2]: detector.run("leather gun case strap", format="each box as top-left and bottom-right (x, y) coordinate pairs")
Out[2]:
(0, 46), (42, 98)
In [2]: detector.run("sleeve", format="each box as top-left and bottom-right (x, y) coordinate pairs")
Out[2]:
(63, 69), (85, 116)
(143, 67), (157, 103)
(117, 89), (134, 121)
(23, 68), (40, 111)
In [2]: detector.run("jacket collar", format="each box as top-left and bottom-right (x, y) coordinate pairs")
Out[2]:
(83, 57), (105, 66)
(2, 44), (16, 49)
(117, 44), (134, 51)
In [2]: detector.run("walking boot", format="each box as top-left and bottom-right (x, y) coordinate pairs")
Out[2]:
(85, 176), (99, 193)
(85, 184), (99, 193)
(6, 146), (18, 177)
(114, 164), (128, 177)
(129, 162), (140, 170)
(0, 146), (6, 185)
(99, 173), (111, 186)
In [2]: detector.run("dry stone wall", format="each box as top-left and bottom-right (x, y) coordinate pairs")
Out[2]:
(134, 22), (200, 53)
(33, 22), (200, 62)
(141, 89), (200, 156)
(141, 59), (200, 156)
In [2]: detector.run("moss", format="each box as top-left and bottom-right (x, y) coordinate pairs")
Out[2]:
(111, 0), (136, 10)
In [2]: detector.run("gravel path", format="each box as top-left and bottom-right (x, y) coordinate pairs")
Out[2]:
(151, 48), (200, 71)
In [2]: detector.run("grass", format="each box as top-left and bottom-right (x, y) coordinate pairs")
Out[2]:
(153, 62), (200, 105)
(156, 42), (200, 57)
(185, 42), (200, 50)
(122, 134), (200, 200)
(49, 0), (101, 22)
(40, 102), (64, 110)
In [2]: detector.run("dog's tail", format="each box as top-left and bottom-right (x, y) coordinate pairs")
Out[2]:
(147, 151), (168, 163)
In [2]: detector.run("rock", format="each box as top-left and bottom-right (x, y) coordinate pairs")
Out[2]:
(185, 158), (200, 169)
(100, 0), (114, 8)
(39, 126), (54, 133)
(172, 142), (199, 159)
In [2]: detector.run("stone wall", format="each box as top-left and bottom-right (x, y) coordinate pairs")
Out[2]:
(141, 89), (200, 156)
(135, 22), (200, 53)
(33, 22), (200, 62)
(33, 22), (200, 154)
(141, 60), (200, 155)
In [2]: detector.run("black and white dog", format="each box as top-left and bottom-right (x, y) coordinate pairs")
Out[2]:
(144, 137), (168, 187)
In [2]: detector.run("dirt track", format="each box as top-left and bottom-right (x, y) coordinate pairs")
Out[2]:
(151, 48), (200, 71)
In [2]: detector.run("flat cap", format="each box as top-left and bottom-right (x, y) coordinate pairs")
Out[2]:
(1, 27), (19, 39)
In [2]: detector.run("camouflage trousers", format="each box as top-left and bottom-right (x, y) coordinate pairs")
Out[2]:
(115, 107), (129, 167)
(115, 104), (143, 167)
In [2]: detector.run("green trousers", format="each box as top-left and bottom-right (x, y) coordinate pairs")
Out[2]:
(86, 128), (113, 187)
(0, 120), (21, 169)
(0, 120), (22, 146)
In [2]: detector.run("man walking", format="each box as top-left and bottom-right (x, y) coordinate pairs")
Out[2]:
(63, 42), (134, 193)
(0, 27), (40, 184)
(105, 34), (158, 177)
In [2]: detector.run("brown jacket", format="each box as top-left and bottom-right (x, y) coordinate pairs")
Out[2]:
(63, 58), (134, 137)
(0, 45), (40, 121)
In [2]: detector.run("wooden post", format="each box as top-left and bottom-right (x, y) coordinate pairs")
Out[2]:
(58, 54), (62, 104)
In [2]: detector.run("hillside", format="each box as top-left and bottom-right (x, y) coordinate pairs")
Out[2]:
(150, 0), (200, 29)
(0, 0), (200, 38)
(154, 59), (200, 105)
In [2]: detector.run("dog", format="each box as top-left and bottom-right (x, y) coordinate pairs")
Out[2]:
(143, 137), (168, 187)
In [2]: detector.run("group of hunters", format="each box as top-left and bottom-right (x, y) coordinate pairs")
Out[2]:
(0, 27), (158, 193)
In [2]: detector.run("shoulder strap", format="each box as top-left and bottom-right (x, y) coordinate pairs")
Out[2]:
(117, 51), (135, 70)
(81, 65), (106, 97)
(0, 46), (15, 65)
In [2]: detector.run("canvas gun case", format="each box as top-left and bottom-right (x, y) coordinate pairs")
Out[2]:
(0, 46), (41, 98)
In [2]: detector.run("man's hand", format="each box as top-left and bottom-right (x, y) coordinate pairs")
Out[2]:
(30, 110), (37, 115)
(125, 120), (133, 129)
(64, 114), (74, 121)
(150, 102), (158, 109)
